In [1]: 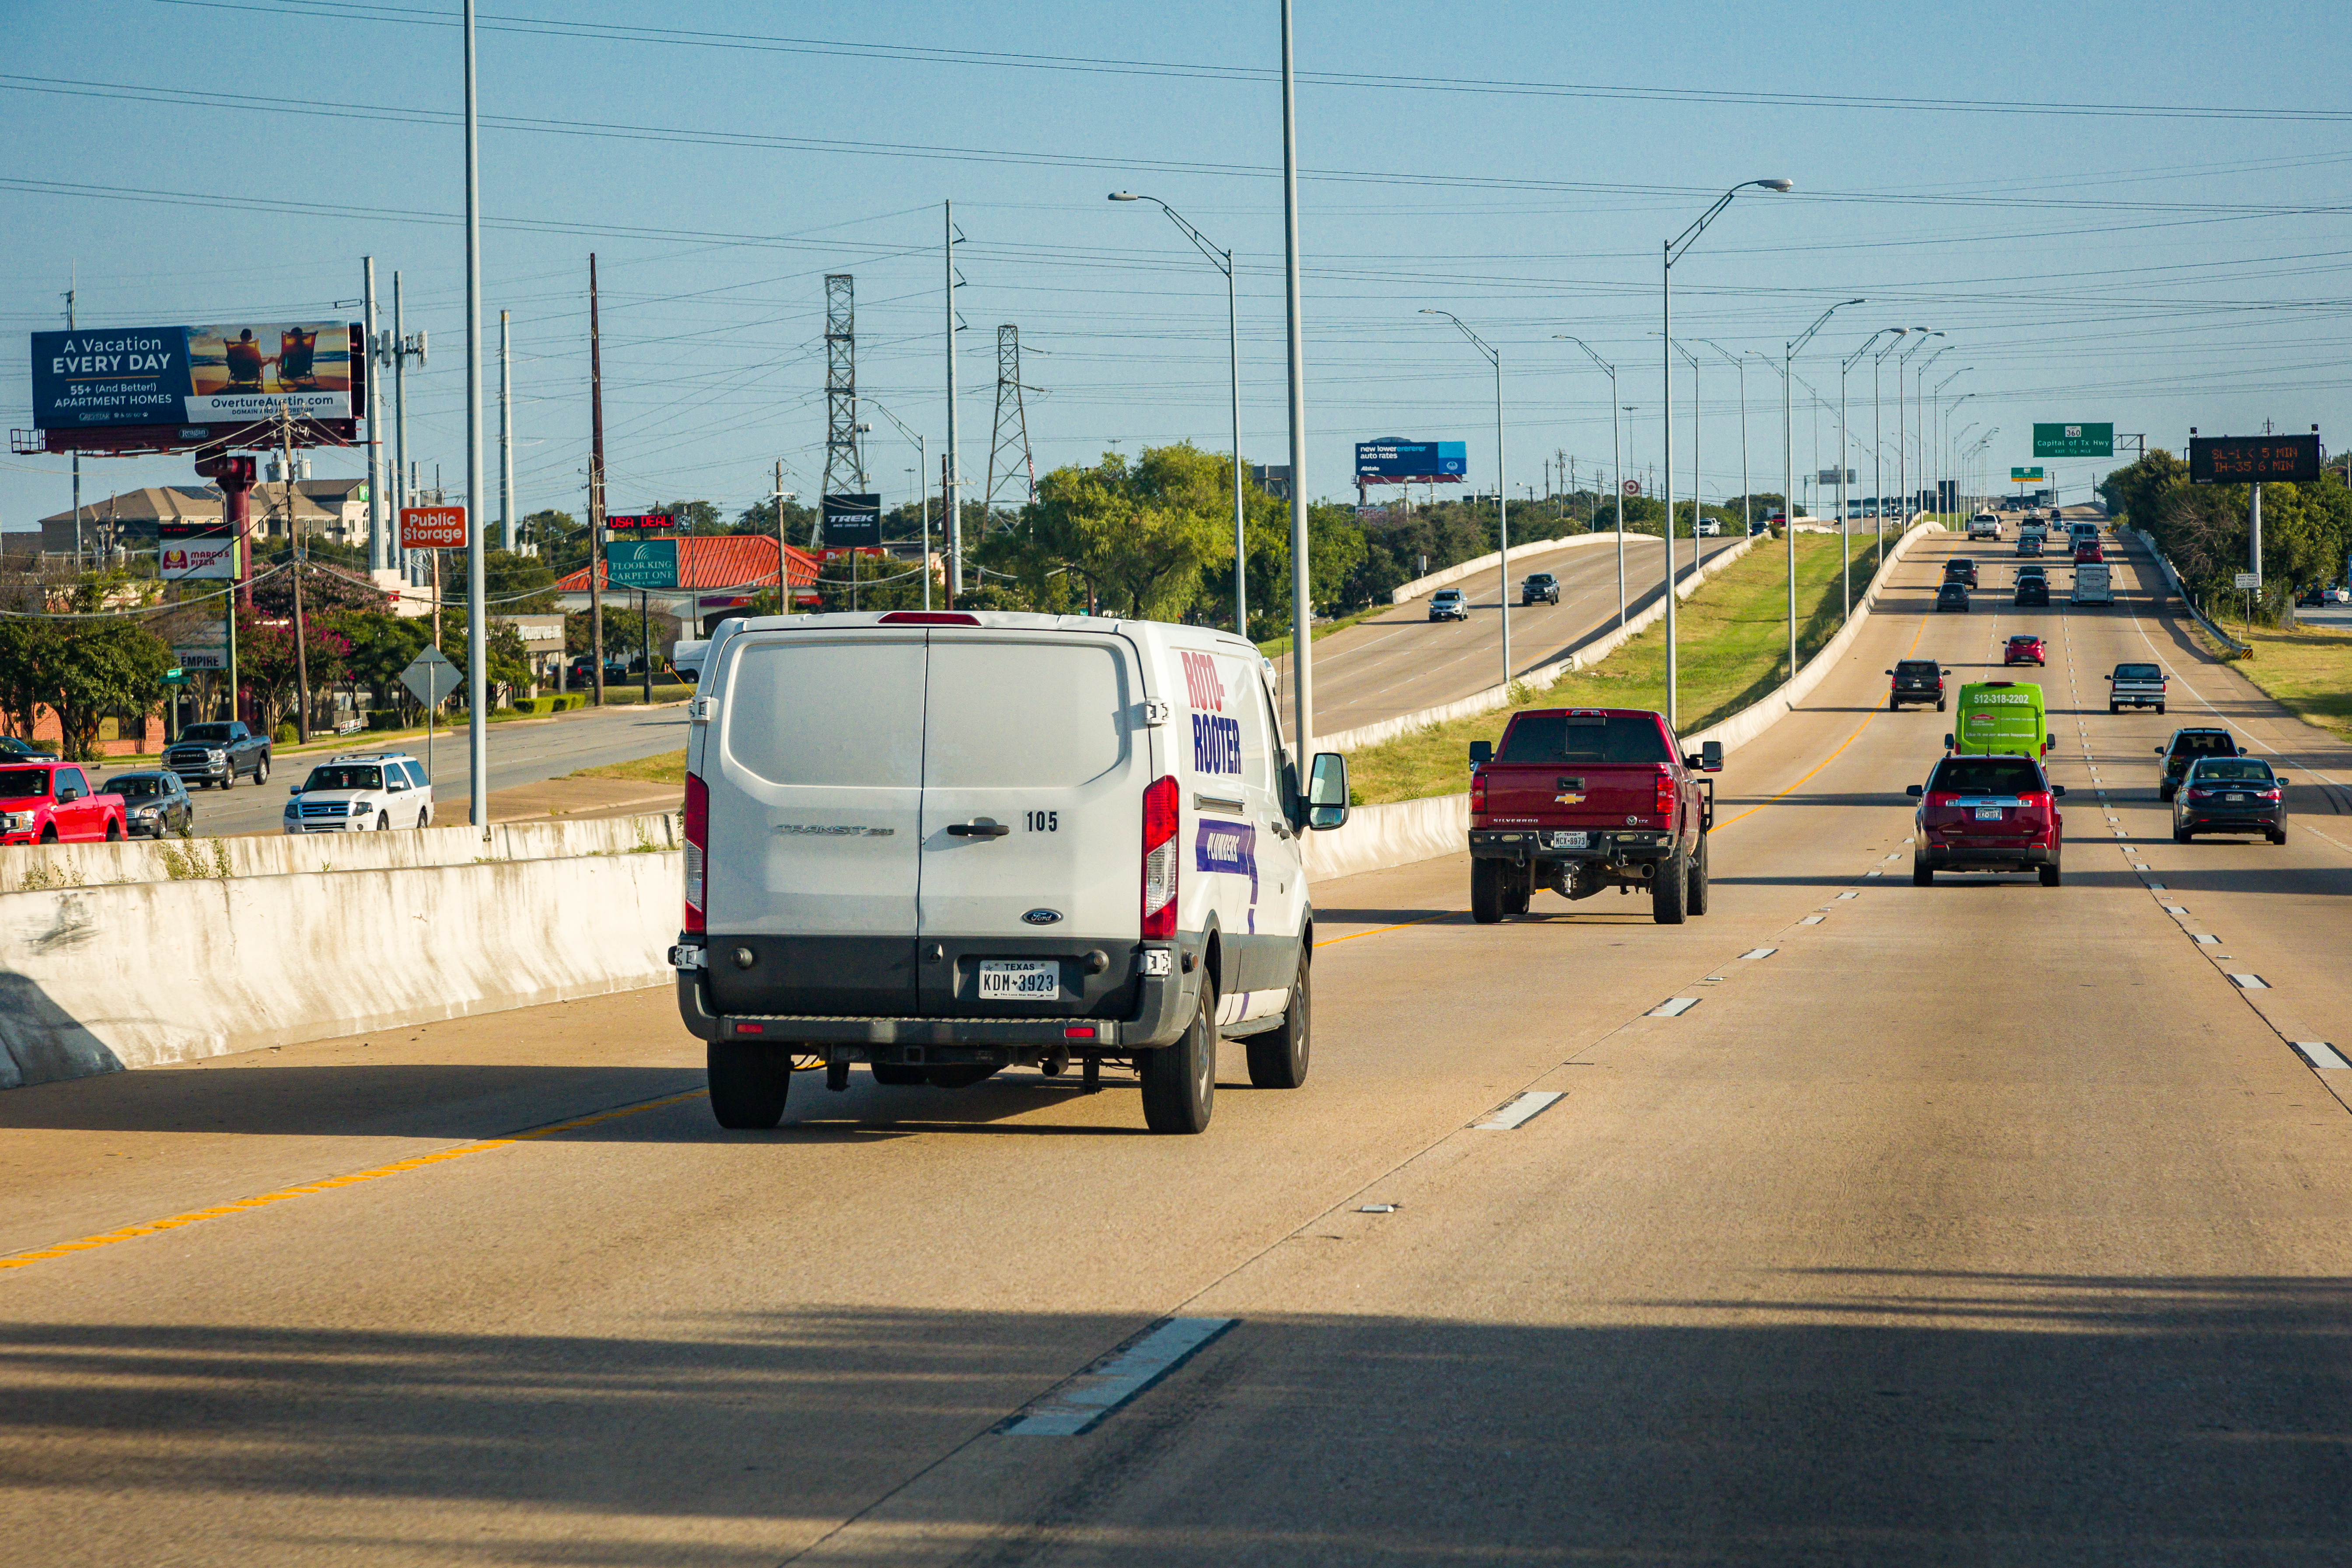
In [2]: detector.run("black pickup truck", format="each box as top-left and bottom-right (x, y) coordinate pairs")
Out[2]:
(163, 720), (273, 789)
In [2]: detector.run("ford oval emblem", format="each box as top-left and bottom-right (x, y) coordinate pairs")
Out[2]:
(1022, 908), (1062, 926)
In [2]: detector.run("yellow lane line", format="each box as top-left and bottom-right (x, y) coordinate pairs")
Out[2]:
(0, 1089), (709, 1276)
(1316, 910), (1461, 948)
(1712, 610), (1933, 834)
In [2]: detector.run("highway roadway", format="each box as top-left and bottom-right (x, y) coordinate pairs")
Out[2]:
(5, 524), (2351, 1563)
(1276, 529), (1747, 737)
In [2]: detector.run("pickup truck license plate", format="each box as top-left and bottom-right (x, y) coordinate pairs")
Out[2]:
(1548, 830), (1587, 849)
(1974, 806), (2005, 821)
(979, 960), (1060, 1000)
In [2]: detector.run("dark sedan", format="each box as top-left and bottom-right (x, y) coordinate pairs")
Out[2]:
(1936, 582), (1971, 612)
(2174, 756), (2287, 844)
(105, 771), (195, 838)
(1520, 572), (1560, 607)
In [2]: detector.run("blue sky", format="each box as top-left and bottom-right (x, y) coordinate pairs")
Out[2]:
(4, 0), (2349, 532)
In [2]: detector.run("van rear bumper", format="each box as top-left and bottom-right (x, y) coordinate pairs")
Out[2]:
(672, 935), (1202, 1055)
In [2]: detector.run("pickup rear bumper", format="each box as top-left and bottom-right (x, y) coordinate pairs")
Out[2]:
(1470, 827), (1675, 870)
(1922, 842), (2057, 870)
(2109, 689), (2165, 708)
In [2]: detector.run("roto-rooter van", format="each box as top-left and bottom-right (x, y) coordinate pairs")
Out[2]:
(1946, 680), (2051, 758)
(668, 610), (1349, 1135)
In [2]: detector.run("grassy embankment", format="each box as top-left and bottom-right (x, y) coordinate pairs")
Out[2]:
(570, 749), (688, 785)
(1348, 532), (1890, 806)
(2185, 621), (2352, 744)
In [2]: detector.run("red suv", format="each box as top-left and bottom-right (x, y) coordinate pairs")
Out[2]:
(2003, 634), (2046, 666)
(1907, 753), (2065, 886)
(2074, 540), (2104, 564)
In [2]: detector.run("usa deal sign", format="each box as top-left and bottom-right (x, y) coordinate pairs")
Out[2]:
(31, 322), (357, 430)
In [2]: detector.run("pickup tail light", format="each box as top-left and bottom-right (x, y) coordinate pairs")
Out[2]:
(1653, 768), (1674, 820)
(683, 772), (708, 933)
(1470, 769), (1487, 814)
(1141, 774), (1179, 940)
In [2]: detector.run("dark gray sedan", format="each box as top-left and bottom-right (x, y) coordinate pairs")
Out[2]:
(2173, 756), (2286, 844)
(106, 771), (195, 838)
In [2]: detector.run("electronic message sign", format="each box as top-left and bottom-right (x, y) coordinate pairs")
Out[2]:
(2189, 434), (2321, 485)
(31, 322), (356, 431)
(1355, 440), (1468, 482)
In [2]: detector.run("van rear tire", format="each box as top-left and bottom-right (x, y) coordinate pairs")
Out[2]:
(707, 1041), (790, 1129)
(1471, 859), (1504, 924)
(1142, 983), (1215, 1134)
(1651, 849), (1688, 925)
(1246, 949), (1311, 1090)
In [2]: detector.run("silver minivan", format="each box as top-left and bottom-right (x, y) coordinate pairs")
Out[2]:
(670, 610), (1349, 1134)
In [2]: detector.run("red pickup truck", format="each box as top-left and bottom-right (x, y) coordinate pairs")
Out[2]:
(1467, 707), (1721, 925)
(0, 763), (129, 845)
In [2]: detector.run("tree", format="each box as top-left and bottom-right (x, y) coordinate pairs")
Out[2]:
(236, 608), (351, 738)
(1003, 446), (1224, 620)
(249, 557), (388, 619)
(49, 619), (172, 759)
(655, 499), (724, 534)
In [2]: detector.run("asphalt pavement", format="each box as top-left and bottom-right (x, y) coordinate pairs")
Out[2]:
(6, 526), (2352, 1564)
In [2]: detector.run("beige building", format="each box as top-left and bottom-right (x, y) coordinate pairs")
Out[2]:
(36, 478), (376, 558)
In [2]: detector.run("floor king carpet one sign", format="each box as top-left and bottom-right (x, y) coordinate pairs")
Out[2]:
(31, 323), (354, 430)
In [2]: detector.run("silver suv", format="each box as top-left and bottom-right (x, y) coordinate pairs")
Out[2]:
(284, 751), (434, 834)
(1428, 588), (1470, 622)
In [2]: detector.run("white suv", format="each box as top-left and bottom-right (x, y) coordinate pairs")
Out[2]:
(284, 751), (435, 834)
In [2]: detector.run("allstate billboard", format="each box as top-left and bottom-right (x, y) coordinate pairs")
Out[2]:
(1355, 440), (1467, 481)
(31, 322), (356, 430)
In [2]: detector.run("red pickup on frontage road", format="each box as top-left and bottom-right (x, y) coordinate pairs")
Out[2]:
(0, 763), (129, 845)
(1467, 707), (1720, 926)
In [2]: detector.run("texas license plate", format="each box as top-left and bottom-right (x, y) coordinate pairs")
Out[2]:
(2226, 794), (2245, 802)
(979, 960), (1060, 999)
(1549, 830), (1587, 849)
(1974, 806), (2005, 821)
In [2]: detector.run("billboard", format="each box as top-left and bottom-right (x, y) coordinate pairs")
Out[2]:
(157, 519), (238, 580)
(1355, 440), (1467, 482)
(2189, 434), (2321, 485)
(821, 493), (882, 549)
(2033, 422), (2113, 458)
(607, 538), (678, 590)
(31, 322), (356, 431)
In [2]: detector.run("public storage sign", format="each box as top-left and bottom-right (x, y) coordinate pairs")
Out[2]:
(30, 322), (355, 429)
(401, 506), (468, 549)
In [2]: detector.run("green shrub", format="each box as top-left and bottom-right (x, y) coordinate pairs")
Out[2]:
(273, 721), (298, 745)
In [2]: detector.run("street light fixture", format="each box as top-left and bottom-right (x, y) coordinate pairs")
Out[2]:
(1661, 177), (1791, 731)
(1556, 334), (1625, 626)
(1781, 299), (1863, 680)
(1895, 330), (1943, 520)
(1111, 192), (1247, 636)
(1423, 308), (1511, 690)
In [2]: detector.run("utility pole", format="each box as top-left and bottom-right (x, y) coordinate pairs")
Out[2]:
(944, 201), (964, 595)
(1279, 0), (1312, 754)
(499, 309), (515, 552)
(66, 275), (81, 569)
(364, 258), (386, 573)
(588, 253), (606, 707)
(393, 271), (410, 571)
(285, 412), (310, 744)
(464, 0), (489, 828)
(774, 459), (793, 615)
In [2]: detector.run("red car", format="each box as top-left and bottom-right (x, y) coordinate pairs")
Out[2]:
(2004, 634), (2047, 666)
(1908, 752), (2065, 886)
(2074, 540), (2104, 564)
(0, 763), (128, 845)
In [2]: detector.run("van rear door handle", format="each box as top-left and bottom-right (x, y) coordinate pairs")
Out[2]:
(947, 821), (1010, 838)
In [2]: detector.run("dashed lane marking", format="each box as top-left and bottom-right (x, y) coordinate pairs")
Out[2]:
(1648, 997), (1702, 1017)
(1001, 1317), (1237, 1436)
(1800, 915), (1826, 925)
(2195, 934), (2219, 945)
(2230, 974), (2270, 990)
(2295, 1042), (2351, 1072)
(0, 1088), (710, 1275)
(1474, 1090), (1567, 1130)
(1836, 890), (1859, 900)
(1740, 947), (1777, 960)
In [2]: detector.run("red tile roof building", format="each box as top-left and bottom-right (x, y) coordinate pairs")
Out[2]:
(552, 534), (818, 594)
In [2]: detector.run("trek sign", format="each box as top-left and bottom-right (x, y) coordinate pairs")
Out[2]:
(2033, 423), (2114, 458)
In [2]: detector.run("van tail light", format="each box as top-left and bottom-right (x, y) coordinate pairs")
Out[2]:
(683, 772), (709, 933)
(1654, 769), (1675, 820)
(1470, 770), (1487, 814)
(1141, 774), (1180, 941)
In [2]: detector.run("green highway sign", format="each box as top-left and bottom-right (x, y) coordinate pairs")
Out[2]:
(2011, 467), (2047, 482)
(161, 668), (187, 684)
(2033, 423), (2113, 458)
(607, 538), (678, 591)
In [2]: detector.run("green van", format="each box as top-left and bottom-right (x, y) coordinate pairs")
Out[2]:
(1948, 681), (2051, 758)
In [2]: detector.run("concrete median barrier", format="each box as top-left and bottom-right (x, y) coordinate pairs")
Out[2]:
(1387, 532), (1618, 605)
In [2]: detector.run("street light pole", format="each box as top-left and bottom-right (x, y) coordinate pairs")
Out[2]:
(1556, 335), (1623, 625)
(1840, 328), (1898, 605)
(1674, 339), (1701, 573)
(1781, 300), (1861, 681)
(1278, 0), (1311, 755)
(1110, 192), (1247, 636)
(1895, 331), (1941, 523)
(1662, 178), (1792, 732)
(863, 401), (929, 611)
(1424, 310), (1509, 690)
(461, 0), (489, 828)
(1700, 342), (1748, 545)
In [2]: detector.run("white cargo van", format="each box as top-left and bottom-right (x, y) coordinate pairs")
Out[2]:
(2072, 563), (2114, 606)
(669, 609), (1350, 1134)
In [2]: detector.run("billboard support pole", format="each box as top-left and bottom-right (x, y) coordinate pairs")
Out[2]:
(66, 275), (80, 572)
(463, 0), (489, 828)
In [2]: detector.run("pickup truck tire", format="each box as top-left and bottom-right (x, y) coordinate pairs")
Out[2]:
(105, 821), (121, 842)
(254, 756), (269, 785)
(1142, 980), (1215, 1134)
(1936, 699), (1947, 712)
(1503, 873), (1531, 917)
(2157, 705), (2166, 714)
(1912, 856), (1933, 886)
(1687, 835), (1711, 916)
(1246, 949), (1311, 1090)
(2109, 703), (2118, 714)
(38, 825), (56, 845)
(707, 1041), (790, 1129)
(1651, 848), (1688, 925)
(1471, 859), (1504, 925)
(377, 813), (390, 831)
(220, 768), (234, 791)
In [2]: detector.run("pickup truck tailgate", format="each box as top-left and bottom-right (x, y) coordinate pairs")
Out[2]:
(1481, 765), (1657, 829)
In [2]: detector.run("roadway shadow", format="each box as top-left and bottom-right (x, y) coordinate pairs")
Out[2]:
(4, 1279), (2350, 1562)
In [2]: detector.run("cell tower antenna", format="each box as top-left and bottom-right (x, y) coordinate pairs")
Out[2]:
(985, 323), (1037, 518)
(820, 273), (867, 544)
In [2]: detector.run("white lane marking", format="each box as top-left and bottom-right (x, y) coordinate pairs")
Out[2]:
(1475, 1090), (1566, 1130)
(1002, 1317), (1236, 1436)
(1648, 997), (1702, 1017)
(2195, 933), (2220, 944)
(1866, 868), (1883, 877)
(2295, 1041), (2352, 1071)
(1800, 915), (1826, 925)
(1836, 891), (1859, 899)
(2164, 905), (2188, 914)
(2147, 883), (2166, 890)
(1740, 947), (1777, 960)
(1357, 1204), (1398, 1214)
(2230, 974), (2269, 990)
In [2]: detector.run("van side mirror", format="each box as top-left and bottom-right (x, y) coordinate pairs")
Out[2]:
(1906, 784), (1923, 798)
(1468, 740), (1492, 766)
(1306, 752), (1349, 831)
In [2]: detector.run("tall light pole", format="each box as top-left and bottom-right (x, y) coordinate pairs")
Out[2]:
(1782, 300), (1861, 681)
(1841, 329), (1898, 589)
(1278, 0), (1311, 755)
(1673, 339), (1702, 573)
(1424, 309), (1510, 689)
(1701, 342), (1749, 545)
(1557, 335), (1625, 625)
(1871, 331), (1905, 554)
(1934, 376), (1972, 520)
(1110, 192), (1247, 636)
(1913, 344), (1954, 514)
(1952, 420), (1979, 517)
(461, 0), (488, 828)
(1662, 177), (1791, 732)
(1896, 330), (1941, 521)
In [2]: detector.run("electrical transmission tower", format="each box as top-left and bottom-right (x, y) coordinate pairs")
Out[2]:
(820, 274), (867, 542)
(984, 323), (1037, 517)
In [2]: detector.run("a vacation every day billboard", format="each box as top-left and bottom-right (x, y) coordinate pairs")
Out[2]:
(30, 323), (355, 430)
